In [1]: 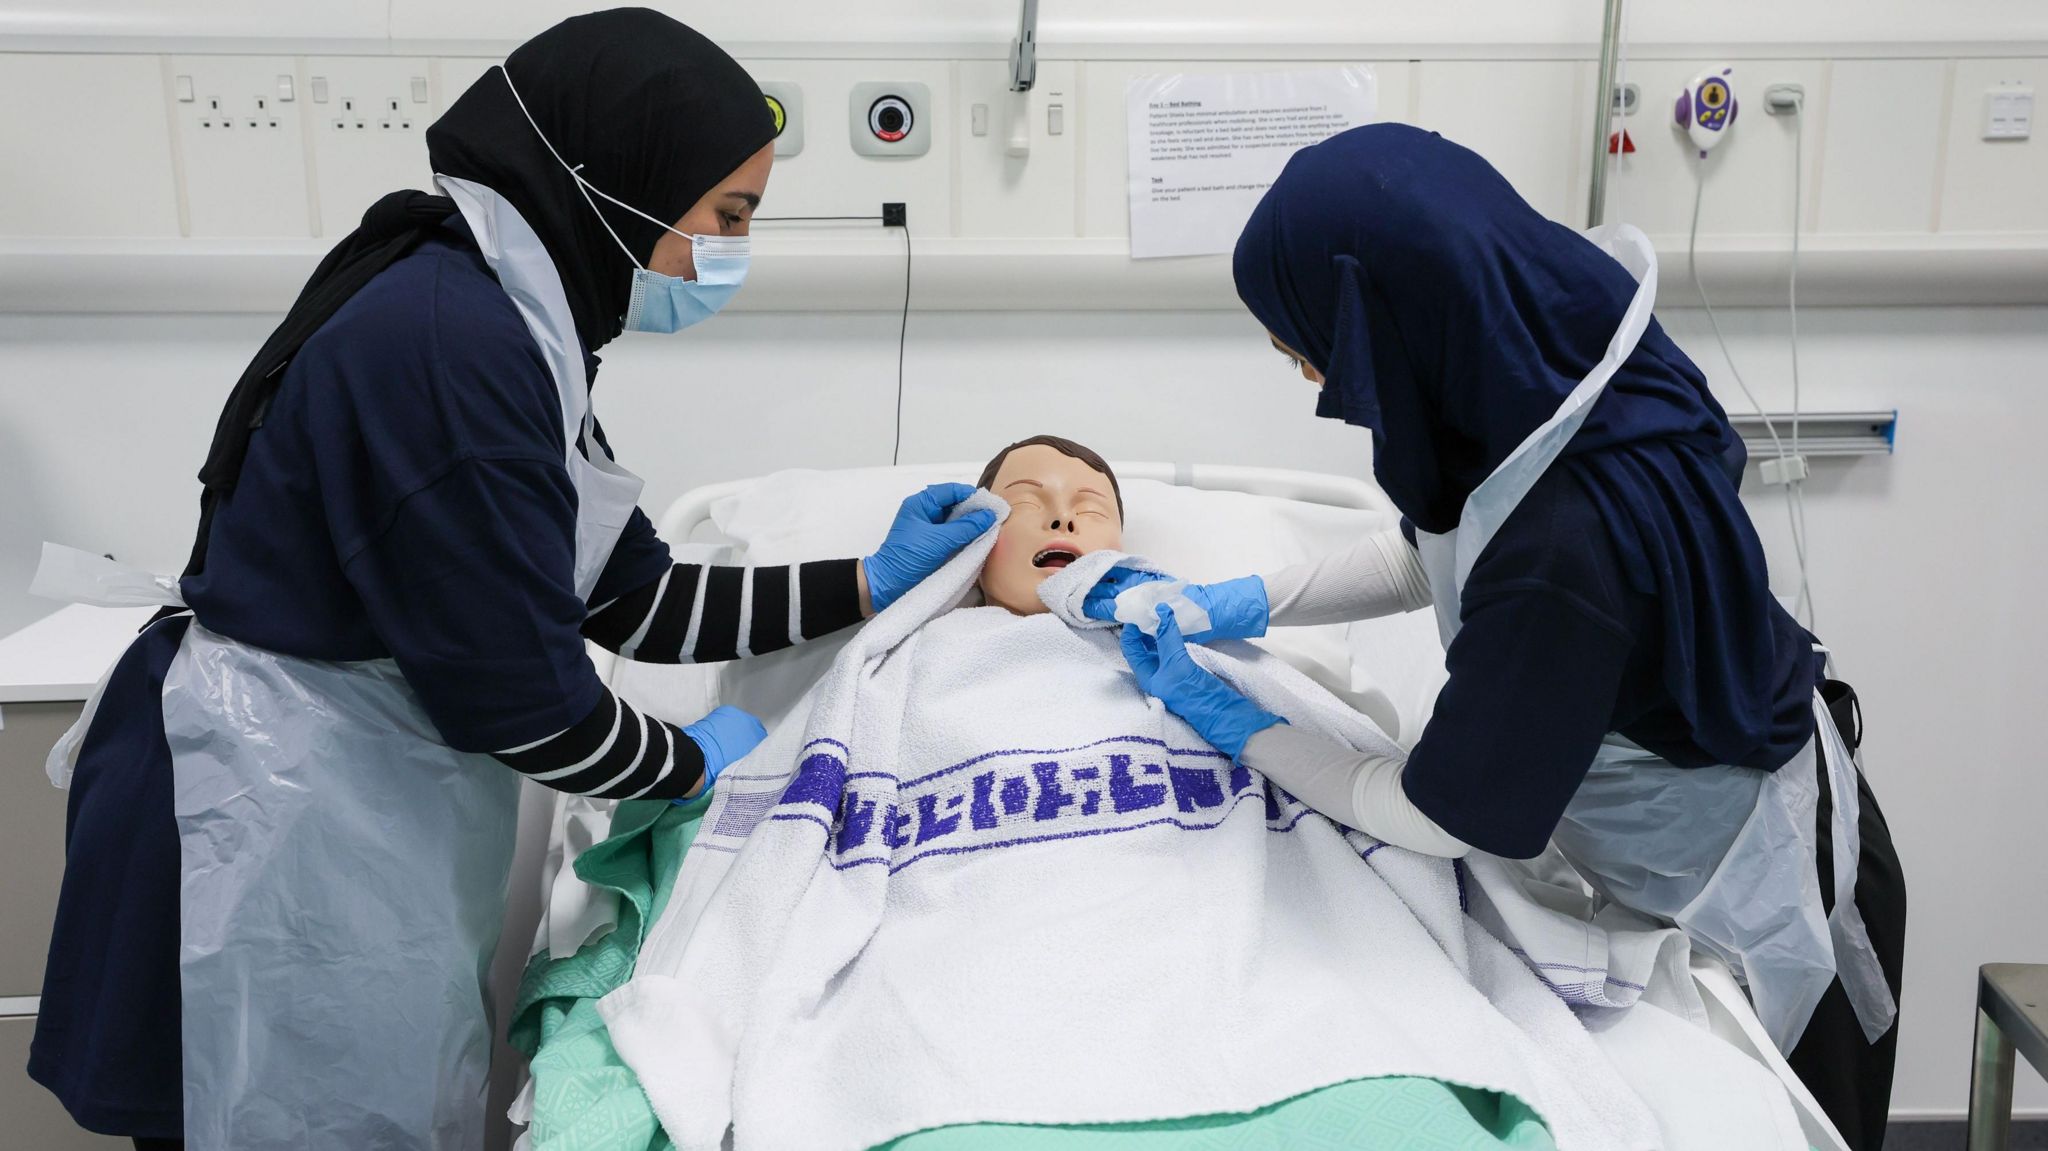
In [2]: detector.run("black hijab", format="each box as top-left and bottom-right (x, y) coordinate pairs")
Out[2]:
(168, 8), (774, 594)
(429, 7), (777, 352)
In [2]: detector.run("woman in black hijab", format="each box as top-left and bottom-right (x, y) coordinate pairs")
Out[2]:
(30, 11), (989, 1149)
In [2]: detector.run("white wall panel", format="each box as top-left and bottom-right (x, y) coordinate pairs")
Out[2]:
(1594, 59), (1829, 241)
(954, 61), (1079, 238)
(435, 56), (501, 112)
(5, 49), (2048, 302)
(307, 56), (438, 237)
(170, 55), (311, 236)
(0, 0), (386, 44)
(732, 60), (955, 237)
(0, 54), (179, 237)
(1939, 57), (2048, 233)
(1817, 59), (1947, 234)
(1412, 60), (1592, 224)
(0, 313), (265, 639)
(376, 0), (2048, 56)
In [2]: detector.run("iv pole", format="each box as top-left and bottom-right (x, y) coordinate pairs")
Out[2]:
(1587, 0), (1625, 226)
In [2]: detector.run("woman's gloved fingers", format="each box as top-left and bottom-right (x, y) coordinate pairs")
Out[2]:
(1153, 604), (1203, 673)
(1119, 623), (1161, 685)
(1085, 565), (1170, 621)
(1081, 589), (1120, 622)
(943, 509), (999, 540)
(907, 482), (979, 520)
(1149, 605), (1209, 696)
(1147, 605), (1282, 759)
(867, 486), (1000, 611)
(1153, 603), (1186, 650)
(682, 704), (770, 788)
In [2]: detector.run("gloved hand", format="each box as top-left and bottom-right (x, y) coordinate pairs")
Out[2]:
(1082, 564), (1173, 621)
(1120, 605), (1284, 760)
(677, 705), (768, 801)
(863, 483), (1000, 613)
(1087, 569), (1271, 645)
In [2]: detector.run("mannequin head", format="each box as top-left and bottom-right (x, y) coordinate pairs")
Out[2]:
(975, 436), (1124, 615)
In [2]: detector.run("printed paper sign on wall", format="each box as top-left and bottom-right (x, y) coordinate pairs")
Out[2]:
(1127, 67), (1377, 259)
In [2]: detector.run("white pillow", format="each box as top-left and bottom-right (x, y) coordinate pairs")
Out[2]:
(711, 465), (975, 566)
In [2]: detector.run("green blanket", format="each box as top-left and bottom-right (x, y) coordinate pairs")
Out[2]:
(508, 796), (707, 1151)
(508, 799), (1555, 1151)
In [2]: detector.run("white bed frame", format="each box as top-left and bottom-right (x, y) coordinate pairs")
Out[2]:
(590, 462), (1851, 1151)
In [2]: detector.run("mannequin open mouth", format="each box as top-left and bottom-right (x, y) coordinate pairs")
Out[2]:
(1032, 544), (1082, 570)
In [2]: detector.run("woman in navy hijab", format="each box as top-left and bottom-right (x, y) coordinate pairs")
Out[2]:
(1096, 123), (1904, 1150)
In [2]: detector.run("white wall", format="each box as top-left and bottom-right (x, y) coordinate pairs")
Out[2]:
(3, 302), (2045, 1118)
(7, 0), (2048, 51)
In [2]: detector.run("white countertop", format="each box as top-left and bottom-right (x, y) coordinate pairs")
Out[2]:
(0, 603), (158, 703)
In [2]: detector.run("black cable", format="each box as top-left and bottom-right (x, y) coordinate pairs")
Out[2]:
(892, 223), (911, 466)
(751, 215), (885, 222)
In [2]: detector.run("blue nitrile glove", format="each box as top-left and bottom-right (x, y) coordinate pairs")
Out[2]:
(1082, 564), (1173, 622)
(1090, 572), (1271, 645)
(677, 705), (768, 801)
(863, 483), (1000, 613)
(1120, 605), (1284, 760)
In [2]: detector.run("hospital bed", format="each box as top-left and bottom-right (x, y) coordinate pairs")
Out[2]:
(523, 460), (1851, 1151)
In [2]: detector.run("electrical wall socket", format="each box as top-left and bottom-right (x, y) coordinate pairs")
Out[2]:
(170, 55), (312, 236)
(307, 58), (436, 237)
(1984, 85), (2034, 140)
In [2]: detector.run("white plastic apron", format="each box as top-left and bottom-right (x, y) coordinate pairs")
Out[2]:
(33, 177), (644, 1149)
(1412, 223), (1894, 1054)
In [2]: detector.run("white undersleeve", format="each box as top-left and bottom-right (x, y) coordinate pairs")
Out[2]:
(1241, 724), (1469, 858)
(1261, 528), (1433, 627)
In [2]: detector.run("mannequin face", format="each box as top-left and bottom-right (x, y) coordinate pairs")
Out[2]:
(648, 142), (774, 279)
(979, 444), (1124, 615)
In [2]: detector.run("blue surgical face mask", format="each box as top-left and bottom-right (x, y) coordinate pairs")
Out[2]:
(622, 234), (750, 334)
(498, 66), (752, 336)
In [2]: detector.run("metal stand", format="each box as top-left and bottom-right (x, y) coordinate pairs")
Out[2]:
(1586, 0), (1625, 227)
(1967, 964), (2048, 1151)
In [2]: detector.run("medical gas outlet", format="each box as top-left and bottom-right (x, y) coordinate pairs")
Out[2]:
(759, 81), (805, 157)
(850, 81), (933, 157)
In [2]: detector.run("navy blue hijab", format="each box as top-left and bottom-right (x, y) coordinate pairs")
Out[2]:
(1234, 123), (1809, 767)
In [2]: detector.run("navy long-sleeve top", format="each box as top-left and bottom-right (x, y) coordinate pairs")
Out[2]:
(1398, 454), (1823, 859)
(179, 217), (668, 750)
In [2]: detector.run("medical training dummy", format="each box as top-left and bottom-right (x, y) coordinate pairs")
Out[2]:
(592, 434), (1694, 1151)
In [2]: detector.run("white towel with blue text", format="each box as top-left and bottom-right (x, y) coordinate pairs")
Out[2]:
(599, 495), (1660, 1151)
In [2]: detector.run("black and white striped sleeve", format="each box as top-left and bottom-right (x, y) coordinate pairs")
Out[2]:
(581, 558), (866, 664)
(492, 685), (706, 800)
